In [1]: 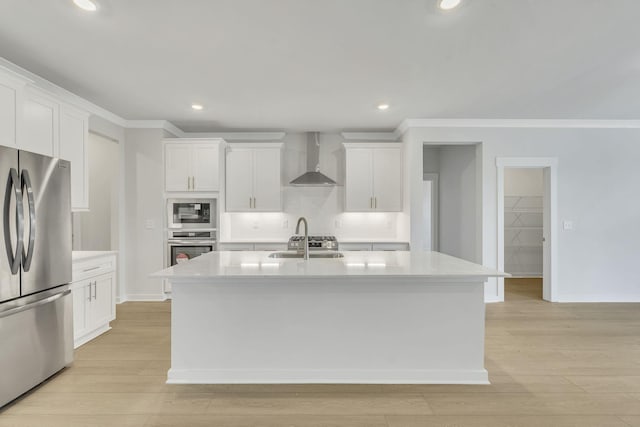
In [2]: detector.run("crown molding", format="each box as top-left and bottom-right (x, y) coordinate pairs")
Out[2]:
(182, 132), (286, 141)
(395, 118), (640, 136)
(341, 132), (398, 141)
(0, 57), (128, 128)
(125, 120), (185, 136)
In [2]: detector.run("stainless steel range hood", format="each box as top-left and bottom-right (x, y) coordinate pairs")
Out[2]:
(290, 132), (337, 187)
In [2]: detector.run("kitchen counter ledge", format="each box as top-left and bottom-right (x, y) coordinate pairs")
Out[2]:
(152, 250), (505, 282)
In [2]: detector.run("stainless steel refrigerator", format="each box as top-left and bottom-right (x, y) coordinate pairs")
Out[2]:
(0, 147), (73, 408)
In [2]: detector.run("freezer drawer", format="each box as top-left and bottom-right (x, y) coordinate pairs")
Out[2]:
(0, 289), (73, 408)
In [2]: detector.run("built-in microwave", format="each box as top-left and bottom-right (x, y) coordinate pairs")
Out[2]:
(167, 198), (216, 229)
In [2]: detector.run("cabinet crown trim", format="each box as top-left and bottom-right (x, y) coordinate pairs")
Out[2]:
(163, 138), (225, 144)
(343, 142), (402, 149)
(227, 142), (283, 150)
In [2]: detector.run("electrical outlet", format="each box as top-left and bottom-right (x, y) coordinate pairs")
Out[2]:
(563, 220), (573, 231)
(282, 220), (289, 229)
(335, 219), (342, 229)
(145, 219), (155, 229)
(252, 221), (259, 229)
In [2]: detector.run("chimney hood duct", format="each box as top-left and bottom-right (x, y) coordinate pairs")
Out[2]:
(289, 132), (337, 187)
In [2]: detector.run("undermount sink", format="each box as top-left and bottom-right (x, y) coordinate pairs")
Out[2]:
(269, 251), (344, 259)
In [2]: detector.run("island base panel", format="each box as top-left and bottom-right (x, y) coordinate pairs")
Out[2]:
(169, 279), (488, 384)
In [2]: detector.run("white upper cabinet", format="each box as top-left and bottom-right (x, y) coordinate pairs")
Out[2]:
(344, 143), (403, 212)
(225, 148), (254, 211)
(0, 73), (24, 149)
(23, 88), (58, 157)
(225, 143), (282, 212)
(372, 147), (403, 211)
(59, 104), (89, 211)
(164, 139), (222, 192)
(0, 69), (90, 211)
(165, 143), (191, 191)
(191, 143), (220, 191)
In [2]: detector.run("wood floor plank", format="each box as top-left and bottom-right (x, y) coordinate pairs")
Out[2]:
(2, 282), (640, 426)
(422, 392), (640, 416)
(204, 393), (433, 416)
(386, 415), (630, 427)
(145, 415), (388, 427)
(620, 416), (640, 426)
(0, 415), (150, 427)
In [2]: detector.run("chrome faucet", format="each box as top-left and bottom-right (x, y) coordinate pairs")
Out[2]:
(295, 217), (309, 260)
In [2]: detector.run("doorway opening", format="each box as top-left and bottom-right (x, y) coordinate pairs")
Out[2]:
(497, 158), (558, 302)
(504, 168), (544, 301)
(423, 143), (479, 262)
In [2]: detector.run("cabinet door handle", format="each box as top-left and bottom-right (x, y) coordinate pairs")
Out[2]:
(249, 197), (252, 209)
(374, 197), (377, 209)
(192, 176), (195, 190)
(253, 197), (256, 209)
(87, 282), (93, 301)
(94, 282), (97, 300)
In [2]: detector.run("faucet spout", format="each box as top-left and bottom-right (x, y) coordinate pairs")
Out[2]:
(295, 217), (309, 260)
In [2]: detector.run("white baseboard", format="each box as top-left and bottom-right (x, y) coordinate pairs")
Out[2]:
(557, 294), (640, 303)
(166, 368), (489, 385)
(74, 324), (111, 349)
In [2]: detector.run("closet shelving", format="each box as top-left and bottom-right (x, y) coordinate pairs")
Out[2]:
(504, 196), (543, 277)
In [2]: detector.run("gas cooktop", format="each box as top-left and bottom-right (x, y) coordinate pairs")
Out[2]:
(288, 235), (338, 251)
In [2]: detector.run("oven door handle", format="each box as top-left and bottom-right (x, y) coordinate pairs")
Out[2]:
(168, 240), (216, 245)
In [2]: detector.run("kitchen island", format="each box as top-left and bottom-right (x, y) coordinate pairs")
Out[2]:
(153, 251), (506, 384)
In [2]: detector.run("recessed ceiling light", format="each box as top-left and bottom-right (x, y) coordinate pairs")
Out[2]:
(377, 104), (389, 111)
(73, 0), (98, 12)
(191, 104), (203, 111)
(439, 0), (461, 10)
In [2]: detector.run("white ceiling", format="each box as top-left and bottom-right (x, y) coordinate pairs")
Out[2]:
(1, 0), (640, 132)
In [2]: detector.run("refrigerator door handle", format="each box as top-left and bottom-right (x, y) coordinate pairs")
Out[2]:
(0, 289), (71, 319)
(21, 169), (36, 272)
(4, 168), (24, 275)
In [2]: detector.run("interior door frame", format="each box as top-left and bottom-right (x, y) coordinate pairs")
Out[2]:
(496, 157), (558, 302)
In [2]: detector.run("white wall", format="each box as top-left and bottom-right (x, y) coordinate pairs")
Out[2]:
(405, 126), (640, 302)
(221, 133), (404, 242)
(123, 128), (167, 300)
(73, 132), (119, 250)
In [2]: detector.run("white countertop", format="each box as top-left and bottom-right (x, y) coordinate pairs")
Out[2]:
(72, 251), (118, 262)
(153, 251), (507, 281)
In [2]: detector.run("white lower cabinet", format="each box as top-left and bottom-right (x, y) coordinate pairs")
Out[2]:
(339, 242), (410, 251)
(218, 242), (288, 251)
(71, 253), (116, 348)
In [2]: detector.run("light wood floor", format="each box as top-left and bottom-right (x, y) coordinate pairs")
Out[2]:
(2, 279), (640, 427)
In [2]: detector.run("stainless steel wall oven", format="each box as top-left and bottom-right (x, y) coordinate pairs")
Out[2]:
(167, 230), (216, 266)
